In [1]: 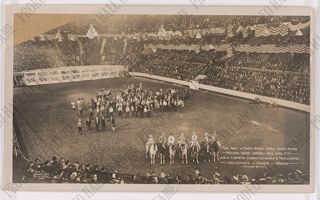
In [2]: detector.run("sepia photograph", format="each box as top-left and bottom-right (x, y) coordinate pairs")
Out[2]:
(2, 4), (316, 192)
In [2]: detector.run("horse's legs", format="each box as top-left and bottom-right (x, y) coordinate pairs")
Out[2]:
(196, 153), (199, 164)
(152, 154), (155, 165)
(185, 154), (188, 164)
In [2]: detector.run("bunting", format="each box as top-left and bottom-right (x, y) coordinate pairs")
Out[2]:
(145, 43), (309, 54)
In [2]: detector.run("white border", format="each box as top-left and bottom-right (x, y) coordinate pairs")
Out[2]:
(1, 0), (319, 199)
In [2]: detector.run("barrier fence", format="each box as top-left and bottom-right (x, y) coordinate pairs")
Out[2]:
(20, 65), (125, 86)
(13, 67), (309, 112)
(129, 72), (310, 112)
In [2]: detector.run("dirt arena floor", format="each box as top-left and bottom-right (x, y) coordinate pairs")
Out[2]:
(13, 77), (310, 182)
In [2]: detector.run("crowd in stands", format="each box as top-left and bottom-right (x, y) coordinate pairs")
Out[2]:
(18, 154), (307, 184)
(130, 48), (310, 104)
(14, 16), (310, 105)
(226, 52), (310, 72)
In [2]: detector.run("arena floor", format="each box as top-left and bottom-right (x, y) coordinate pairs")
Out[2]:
(13, 77), (310, 181)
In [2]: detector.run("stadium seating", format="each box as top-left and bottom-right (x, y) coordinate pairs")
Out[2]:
(14, 16), (310, 105)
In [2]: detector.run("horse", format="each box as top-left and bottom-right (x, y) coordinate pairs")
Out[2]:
(156, 143), (166, 164)
(190, 143), (200, 164)
(145, 142), (152, 160)
(149, 144), (158, 165)
(200, 141), (211, 163)
(168, 144), (176, 165)
(180, 143), (188, 164)
(211, 140), (221, 162)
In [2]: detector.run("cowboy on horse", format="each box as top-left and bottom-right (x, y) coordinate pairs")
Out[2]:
(167, 133), (175, 147)
(177, 133), (186, 148)
(204, 132), (210, 144)
(159, 133), (166, 146)
(211, 130), (221, 162)
(189, 132), (200, 150)
(145, 134), (154, 159)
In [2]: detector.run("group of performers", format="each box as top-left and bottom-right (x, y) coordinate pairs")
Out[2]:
(147, 131), (219, 150)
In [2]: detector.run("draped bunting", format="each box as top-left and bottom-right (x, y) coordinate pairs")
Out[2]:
(145, 43), (309, 54)
(67, 34), (79, 41)
(234, 44), (310, 54)
(254, 24), (270, 37)
(44, 34), (56, 41)
(31, 21), (310, 42)
(289, 21), (310, 31)
(227, 25), (234, 37)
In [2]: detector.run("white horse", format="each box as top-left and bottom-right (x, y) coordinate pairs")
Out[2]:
(149, 144), (158, 165)
(169, 144), (176, 165)
(145, 142), (152, 160)
(180, 143), (188, 164)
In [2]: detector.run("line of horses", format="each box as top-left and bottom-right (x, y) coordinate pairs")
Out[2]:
(146, 141), (221, 165)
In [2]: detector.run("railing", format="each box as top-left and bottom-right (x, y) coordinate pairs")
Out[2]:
(130, 72), (310, 112)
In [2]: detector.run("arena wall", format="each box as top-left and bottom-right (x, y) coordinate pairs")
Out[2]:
(21, 65), (125, 86)
(129, 72), (310, 112)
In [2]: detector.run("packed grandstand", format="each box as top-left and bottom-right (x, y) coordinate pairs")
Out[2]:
(14, 15), (310, 105)
(13, 15), (310, 184)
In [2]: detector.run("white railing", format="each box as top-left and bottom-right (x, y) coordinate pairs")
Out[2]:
(21, 65), (125, 86)
(130, 72), (310, 112)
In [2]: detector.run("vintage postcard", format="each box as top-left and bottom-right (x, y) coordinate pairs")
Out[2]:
(2, 4), (316, 192)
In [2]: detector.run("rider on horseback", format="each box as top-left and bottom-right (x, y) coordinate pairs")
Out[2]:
(177, 133), (186, 148)
(204, 132), (210, 144)
(167, 133), (175, 147)
(190, 132), (200, 149)
(159, 133), (166, 147)
(148, 134), (154, 145)
(211, 131), (217, 142)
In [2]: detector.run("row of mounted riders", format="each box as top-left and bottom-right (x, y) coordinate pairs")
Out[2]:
(146, 141), (221, 165)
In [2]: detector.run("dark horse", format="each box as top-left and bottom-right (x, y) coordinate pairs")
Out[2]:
(190, 144), (200, 164)
(200, 141), (212, 163)
(211, 140), (220, 162)
(155, 143), (166, 164)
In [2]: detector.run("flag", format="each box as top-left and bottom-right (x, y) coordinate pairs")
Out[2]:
(158, 25), (167, 39)
(195, 32), (202, 39)
(55, 29), (63, 42)
(87, 24), (99, 39)
(44, 34), (55, 41)
(295, 29), (303, 36)
(39, 34), (46, 41)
